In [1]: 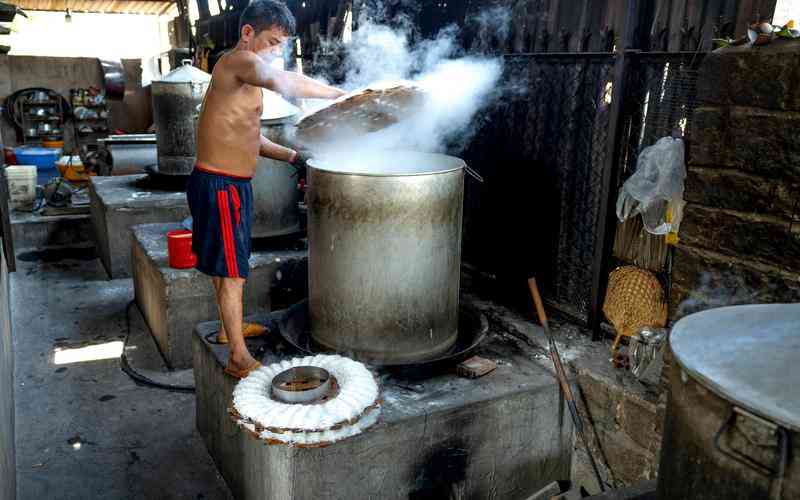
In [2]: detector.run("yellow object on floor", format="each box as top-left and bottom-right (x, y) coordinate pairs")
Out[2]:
(217, 322), (268, 344)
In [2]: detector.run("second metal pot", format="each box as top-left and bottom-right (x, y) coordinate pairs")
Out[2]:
(251, 116), (302, 238)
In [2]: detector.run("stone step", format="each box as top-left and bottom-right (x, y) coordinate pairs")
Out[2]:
(132, 222), (307, 369)
(90, 174), (190, 279)
(10, 210), (93, 251)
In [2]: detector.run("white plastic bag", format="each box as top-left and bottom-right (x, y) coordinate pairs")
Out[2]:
(616, 136), (686, 235)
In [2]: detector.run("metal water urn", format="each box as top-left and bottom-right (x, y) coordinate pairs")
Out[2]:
(151, 60), (211, 175)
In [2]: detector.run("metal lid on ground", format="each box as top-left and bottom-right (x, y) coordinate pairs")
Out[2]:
(670, 303), (800, 431)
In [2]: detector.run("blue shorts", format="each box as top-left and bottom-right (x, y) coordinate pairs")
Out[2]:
(186, 165), (253, 279)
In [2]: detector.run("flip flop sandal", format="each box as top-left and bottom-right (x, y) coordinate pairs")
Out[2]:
(217, 322), (268, 344)
(224, 360), (262, 379)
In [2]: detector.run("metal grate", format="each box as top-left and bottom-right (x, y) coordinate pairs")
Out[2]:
(462, 51), (708, 325)
(462, 54), (615, 323)
(618, 53), (706, 183)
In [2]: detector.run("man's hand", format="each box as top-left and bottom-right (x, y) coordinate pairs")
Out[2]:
(289, 149), (312, 178)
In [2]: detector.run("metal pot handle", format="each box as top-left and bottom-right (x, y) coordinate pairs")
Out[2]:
(713, 406), (789, 500)
(464, 165), (483, 183)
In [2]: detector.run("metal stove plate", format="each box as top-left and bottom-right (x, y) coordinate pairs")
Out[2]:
(276, 300), (489, 367)
(671, 303), (800, 431)
(142, 165), (190, 190)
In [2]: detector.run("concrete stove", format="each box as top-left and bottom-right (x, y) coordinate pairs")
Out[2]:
(193, 305), (573, 500)
(90, 174), (190, 278)
(132, 222), (307, 369)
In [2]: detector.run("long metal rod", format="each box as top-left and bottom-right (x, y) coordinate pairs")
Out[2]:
(528, 277), (606, 492)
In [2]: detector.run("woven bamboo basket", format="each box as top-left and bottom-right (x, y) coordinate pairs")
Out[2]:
(603, 265), (668, 352)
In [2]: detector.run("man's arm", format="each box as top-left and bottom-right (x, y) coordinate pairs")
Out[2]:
(231, 51), (345, 99)
(259, 135), (297, 163)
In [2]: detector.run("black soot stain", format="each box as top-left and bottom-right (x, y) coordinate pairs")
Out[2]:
(409, 438), (469, 500)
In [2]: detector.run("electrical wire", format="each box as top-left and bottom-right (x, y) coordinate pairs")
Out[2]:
(121, 300), (196, 393)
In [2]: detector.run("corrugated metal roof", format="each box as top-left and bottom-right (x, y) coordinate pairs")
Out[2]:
(14, 0), (177, 16)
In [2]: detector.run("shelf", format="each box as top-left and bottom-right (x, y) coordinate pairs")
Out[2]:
(23, 101), (59, 106)
(25, 116), (61, 122)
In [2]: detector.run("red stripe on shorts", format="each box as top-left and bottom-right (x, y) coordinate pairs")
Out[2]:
(228, 185), (241, 226)
(216, 190), (239, 278)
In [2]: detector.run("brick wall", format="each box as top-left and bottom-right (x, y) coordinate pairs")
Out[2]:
(672, 41), (800, 318)
(573, 41), (800, 494)
(572, 365), (664, 491)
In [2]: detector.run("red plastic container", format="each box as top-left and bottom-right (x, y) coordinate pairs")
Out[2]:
(167, 230), (197, 269)
(3, 147), (17, 165)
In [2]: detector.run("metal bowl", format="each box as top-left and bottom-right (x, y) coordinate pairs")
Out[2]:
(271, 366), (331, 404)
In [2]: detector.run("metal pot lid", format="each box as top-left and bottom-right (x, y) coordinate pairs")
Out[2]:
(670, 303), (800, 431)
(308, 151), (465, 177)
(99, 134), (156, 144)
(261, 89), (300, 121)
(156, 59), (211, 84)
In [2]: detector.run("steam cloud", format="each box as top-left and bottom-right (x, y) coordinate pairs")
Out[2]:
(298, 12), (508, 158)
(676, 271), (767, 318)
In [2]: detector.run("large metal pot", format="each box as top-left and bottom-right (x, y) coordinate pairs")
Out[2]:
(251, 116), (302, 238)
(151, 60), (210, 176)
(307, 151), (465, 365)
(658, 303), (800, 500)
(98, 134), (157, 175)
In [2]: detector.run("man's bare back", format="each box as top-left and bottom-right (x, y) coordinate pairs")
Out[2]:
(196, 52), (264, 178)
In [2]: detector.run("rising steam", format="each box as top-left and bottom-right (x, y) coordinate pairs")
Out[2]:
(297, 14), (508, 158)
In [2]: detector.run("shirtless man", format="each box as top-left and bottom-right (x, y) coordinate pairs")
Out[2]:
(189, 0), (345, 378)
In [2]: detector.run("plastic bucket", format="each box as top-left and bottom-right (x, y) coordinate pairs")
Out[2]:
(13, 147), (60, 184)
(56, 156), (83, 177)
(4, 165), (37, 209)
(167, 230), (197, 269)
(3, 147), (16, 165)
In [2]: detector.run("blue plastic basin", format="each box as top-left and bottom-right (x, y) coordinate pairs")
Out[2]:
(13, 147), (60, 184)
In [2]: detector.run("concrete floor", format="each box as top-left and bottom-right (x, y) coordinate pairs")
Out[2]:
(10, 248), (232, 500)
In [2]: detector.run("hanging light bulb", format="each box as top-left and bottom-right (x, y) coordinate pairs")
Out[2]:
(65, 7), (72, 23)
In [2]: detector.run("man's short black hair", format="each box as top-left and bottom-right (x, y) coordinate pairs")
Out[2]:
(239, 0), (296, 36)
